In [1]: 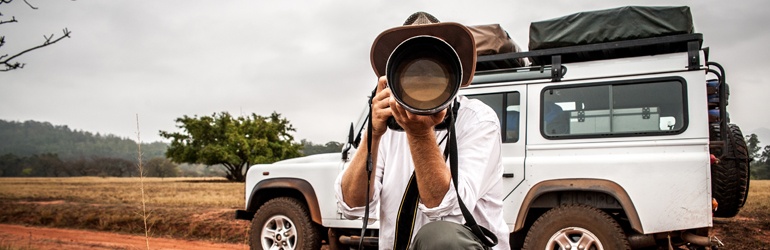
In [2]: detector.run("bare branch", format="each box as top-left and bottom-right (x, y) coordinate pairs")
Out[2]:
(0, 16), (17, 25)
(22, 0), (37, 9)
(0, 28), (71, 71)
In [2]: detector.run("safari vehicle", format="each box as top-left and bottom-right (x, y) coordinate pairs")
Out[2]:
(235, 6), (749, 250)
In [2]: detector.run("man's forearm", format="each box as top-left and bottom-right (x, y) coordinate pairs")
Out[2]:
(408, 132), (451, 208)
(340, 134), (379, 207)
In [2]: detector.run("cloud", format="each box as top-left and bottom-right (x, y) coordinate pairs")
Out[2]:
(2, 0), (769, 144)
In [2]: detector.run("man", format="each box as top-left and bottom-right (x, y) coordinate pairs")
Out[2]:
(335, 12), (508, 250)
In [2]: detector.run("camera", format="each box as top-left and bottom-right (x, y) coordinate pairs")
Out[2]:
(370, 21), (476, 131)
(386, 36), (463, 115)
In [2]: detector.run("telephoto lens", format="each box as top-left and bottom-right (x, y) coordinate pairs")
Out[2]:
(386, 36), (462, 115)
(369, 18), (476, 131)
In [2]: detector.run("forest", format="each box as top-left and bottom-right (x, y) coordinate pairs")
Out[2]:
(0, 119), (342, 178)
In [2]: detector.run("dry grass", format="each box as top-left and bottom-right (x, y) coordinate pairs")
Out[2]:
(0, 177), (243, 208)
(0, 177), (767, 247)
(0, 177), (249, 243)
(740, 179), (770, 216)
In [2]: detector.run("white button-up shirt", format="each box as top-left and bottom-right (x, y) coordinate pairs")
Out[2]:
(335, 96), (510, 250)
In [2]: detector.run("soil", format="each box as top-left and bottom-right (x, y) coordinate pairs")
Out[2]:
(712, 215), (770, 249)
(0, 206), (767, 249)
(2, 218), (768, 250)
(0, 224), (248, 250)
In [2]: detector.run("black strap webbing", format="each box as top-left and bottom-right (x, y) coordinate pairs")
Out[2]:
(358, 87), (377, 249)
(447, 102), (498, 248)
(390, 99), (498, 249)
(393, 173), (419, 249)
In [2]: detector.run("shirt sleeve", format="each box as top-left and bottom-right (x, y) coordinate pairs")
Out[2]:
(417, 180), (461, 220)
(334, 162), (381, 222)
(417, 99), (503, 220)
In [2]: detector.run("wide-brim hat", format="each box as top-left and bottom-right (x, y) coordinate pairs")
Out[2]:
(370, 12), (477, 87)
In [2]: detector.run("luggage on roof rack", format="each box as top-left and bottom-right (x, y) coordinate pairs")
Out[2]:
(528, 6), (694, 65)
(475, 33), (703, 77)
(468, 24), (526, 70)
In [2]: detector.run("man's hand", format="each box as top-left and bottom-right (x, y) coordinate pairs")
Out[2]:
(386, 74), (447, 137)
(371, 76), (393, 138)
(390, 98), (447, 137)
(387, 80), (451, 208)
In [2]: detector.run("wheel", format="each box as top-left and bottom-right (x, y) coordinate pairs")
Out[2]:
(522, 204), (630, 250)
(250, 197), (321, 250)
(711, 123), (750, 218)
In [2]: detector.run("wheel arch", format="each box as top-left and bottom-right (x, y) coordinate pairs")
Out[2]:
(514, 178), (643, 233)
(247, 178), (323, 225)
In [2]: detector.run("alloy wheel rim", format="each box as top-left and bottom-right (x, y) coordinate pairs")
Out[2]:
(545, 227), (603, 250)
(261, 215), (297, 250)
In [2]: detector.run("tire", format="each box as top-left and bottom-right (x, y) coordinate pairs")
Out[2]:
(250, 197), (321, 250)
(522, 204), (630, 250)
(711, 123), (750, 218)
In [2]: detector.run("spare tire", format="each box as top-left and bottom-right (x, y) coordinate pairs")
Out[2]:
(711, 123), (750, 218)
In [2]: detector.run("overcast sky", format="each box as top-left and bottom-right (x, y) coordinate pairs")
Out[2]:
(2, 0), (769, 144)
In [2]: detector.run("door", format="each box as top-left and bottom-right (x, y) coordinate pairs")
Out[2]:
(464, 85), (527, 201)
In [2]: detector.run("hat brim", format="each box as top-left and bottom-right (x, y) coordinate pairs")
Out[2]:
(371, 22), (477, 87)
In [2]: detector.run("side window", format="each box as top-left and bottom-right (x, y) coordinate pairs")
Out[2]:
(467, 92), (521, 143)
(542, 79), (686, 138)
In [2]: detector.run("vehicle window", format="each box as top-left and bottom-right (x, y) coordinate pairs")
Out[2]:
(467, 92), (521, 143)
(542, 79), (686, 138)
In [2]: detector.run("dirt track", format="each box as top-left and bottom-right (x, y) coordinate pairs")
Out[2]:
(0, 224), (248, 250)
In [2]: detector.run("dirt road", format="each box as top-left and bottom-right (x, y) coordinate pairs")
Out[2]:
(0, 224), (248, 250)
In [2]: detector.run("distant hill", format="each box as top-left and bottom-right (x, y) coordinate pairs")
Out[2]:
(0, 119), (167, 161)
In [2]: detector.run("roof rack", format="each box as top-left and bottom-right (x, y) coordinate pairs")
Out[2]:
(476, 33), (704, 81)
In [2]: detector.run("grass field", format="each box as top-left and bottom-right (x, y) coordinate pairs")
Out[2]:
(0, 177), (768, 247)
(0, 177), (249, 243)
(738, 179), (770, 216)
(0, 177), (243, 208)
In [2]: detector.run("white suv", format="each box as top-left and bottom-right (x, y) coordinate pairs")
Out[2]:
(237, 7), (748, 250)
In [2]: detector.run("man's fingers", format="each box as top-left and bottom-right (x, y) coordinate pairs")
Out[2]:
(389, 97), (407, 119)
(433, 109), (448, 123)
(373, 89), (391, 110)
(376, 76), (388, 93)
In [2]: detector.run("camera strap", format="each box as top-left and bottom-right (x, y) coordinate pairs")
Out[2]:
(392, 102), (458, 250)
(357, 87), (377, 249)
(445, 100), (498, 248)
(393, 98), (498, 249)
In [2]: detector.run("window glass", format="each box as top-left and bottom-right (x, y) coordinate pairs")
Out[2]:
(505, 92), (521, 143)
(469, 94), (503, 127)
(467, 92), (521, 143)
(542, 80), (685, 138)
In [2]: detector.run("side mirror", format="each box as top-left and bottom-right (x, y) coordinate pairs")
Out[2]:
(342, 123), (355, 161)
(347, 123), (355, 145)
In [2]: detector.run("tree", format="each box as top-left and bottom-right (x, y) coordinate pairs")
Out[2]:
(0, 119), (167, 161)
(300, 139), (344, 156)
(31, 153), (66, 177)
(159, 112), (301, 182)
(144, 157), (180, 178)
(746, 134), (761, 160)
(0, 0), (72, 71)
(69, 157), (97, 176)
(746, 133), (770, 179)
(92, 157), (136, 177)
(753, 145), (770, 180)
(0, 153), (21, 177)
